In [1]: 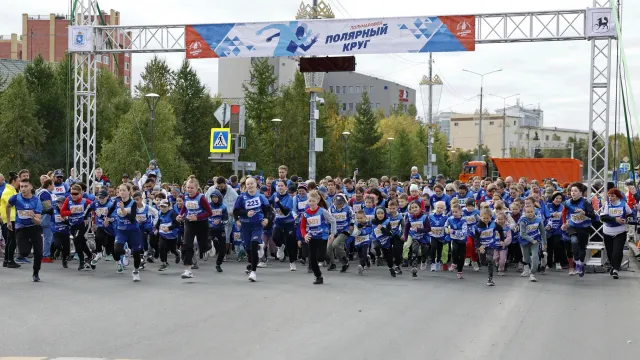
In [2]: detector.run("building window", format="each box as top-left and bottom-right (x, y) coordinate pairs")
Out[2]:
(329, 86), (334, 93)
(125, 62), (129, 71)
(454, 122), (459, 127)
(349, 103), (354, 111)
(370, 86), (374, 94)
(103, 55), (109, 64)
(96, 56), (101, 63)
(349, 86), (354, 93)
(343, 86), (347, 93)
(124, 76), (129, 84)
(336, 86), (341, 94)
(125, 53), (129, 57)
(356, 86), (360, 93)
(342, 103), (346, 111)
(545, 135), (549, 141)
(489, 121), (494, 125)
(376, 103), (380, 108)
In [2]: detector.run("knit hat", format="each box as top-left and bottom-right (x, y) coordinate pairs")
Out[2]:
(409, 184), (420, 193)
(298, 182), (308, 192)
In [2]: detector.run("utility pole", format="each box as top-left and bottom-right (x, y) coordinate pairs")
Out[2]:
(463, 69), (502, 161)
(308, 0), (319, 181)
(427, 53), (433, 178)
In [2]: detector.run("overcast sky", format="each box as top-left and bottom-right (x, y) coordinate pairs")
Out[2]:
(1, 0), (638, 132)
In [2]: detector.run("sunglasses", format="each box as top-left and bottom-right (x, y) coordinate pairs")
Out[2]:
(446, 189), (454, 192)
(71, 192), (80, 196)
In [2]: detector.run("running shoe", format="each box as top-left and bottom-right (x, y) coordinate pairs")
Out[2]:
(313, 276), (323, 285)
(248, 271), (257, 282)
(121, 254), (130, 267)
(612, 270), (619, 279)
(555, 263), (562, 271)
(497, 271), (505, 276)
(487, 278), (495, 286)
(16, 257), (30, 264)
(181, 269), (193, 279)
(340, 263), (349, 273)
(290, 262), (297, 271)
(257, 261), (267, 268)
(277, 245), (285, 260)
(132, 269), (141, 282)
(366, 255), (371, 269)
(357, 264), (364, 275)
(520, 265), (531, 277)
(464, 258), (470, 267)
(41, 257), (53, 263)
(529, 274), (537, 282)
(105, 254), (114, 262)
(328, 263), (337, 271)
(568, 268), (576, 276)
(32, 273), (40, 282)
(77, 262), (85, 271)
(394, 266), (402, 275)
(578, 263), (585, 277)
(191, 264), (199, 270)
(216, 265), (223, 273)
(442, 264), (449, 272)
(457, 272), (463, 279)
(91, 252), (102, 266)
(158, 263), (169, 272)
(376, 257), (383, 266)
(62, 260), (68, 269)
(116, 262), (124, 274)
(258, 244), (265, 259)
(472, 261), (480, 272)
(389, 268), (396, 277)
(7, 261), (20, 269)
(540, 252), (548, 268)
(436, 262), (442, 272)
(448, 264), (456, 272)
(411, 266), (418, 277)
(175, 250), (181, 264)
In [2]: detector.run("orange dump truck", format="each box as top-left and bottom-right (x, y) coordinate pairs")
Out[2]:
(459, 158), (583, 184)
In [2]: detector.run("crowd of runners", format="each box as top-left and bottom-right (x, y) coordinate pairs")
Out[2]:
(0, 161), (636, 285)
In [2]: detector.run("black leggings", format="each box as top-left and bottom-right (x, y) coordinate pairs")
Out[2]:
(391, 235), (403, 266)
(247, 241), (259, 272)
(604, 232), (626, 271)
(2, 222), (16, 263)
(309, 238), (327, 278)
(159, 237), (179, 263)
(357, 245), (369, 267)
(183, 220), (209, 266)
(546, 234), (562, 266)
(148, 233), (159, 257)
(53, 232), (71, 261)
(430, 239), (444, 264)
(570, 232), (589, 262)
(273, 224), (297, 263)
(94, 227), (114, 255)
(16, 225), (43, 273)
(113, 243), (141, 269)
(71, 223), (92, 264)
(381, 246), (394, 269)
(209, 228), (226, 266)
(451, 241), (466, 272)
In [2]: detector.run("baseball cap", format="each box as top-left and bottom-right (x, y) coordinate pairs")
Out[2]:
(159, 199), (170, 207)
(97, 189), (109, 199)
(318, 186), (327, 194)
(260, 185), (269, 193)
(122, 173), (129, 178)
(53, 169), (64, 178)
(288, 184), (298, 193)
(207, 180), (215, 186)
(55, 196), (65, 203)
(436, 174), (445, 180)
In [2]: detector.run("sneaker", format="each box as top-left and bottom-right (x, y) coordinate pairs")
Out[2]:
(132, 269), (141, 282)
(497, 271), (505, 276)
(612, 270), (619, 279)
(457, 272), (463, 279)
(389, 268), (396, 277)
(276, 245), (285, 261)
(487, 278), (495, 286)
(357, 264), (364, 275)
(429, 263), (436, 271)
(520, 265), (531, 277)
(442, 264), (449, 272)
(181, 269), (193, 279)
(258, 244), (265, 258)
(568, 268), (576, 276)
(402, 259), (409, 268)
(32, 273), (40, 282)
(116, 262), (124, 274)
(257, 261), (267, 268)
(78, 262), (85, 271)
(16, 257), (30, 264)
(62, 260), (68, 269)
(248, 271), (257, 282)
(366, 256), (371, 269)
(328, 263), (337, 271)
(394, 266), (403, 275)
(215, 265), (223, 273)
(105, 254), (114, 262)
(555, 263), (562, 271)
(146, 257), (155, 264)
(376, 257), (383, 266)
(340, 264), (350, 273)
(91, 252), (102, 266)
(307, 266), (313, 273)
(411, 266), (418, 277)
(300, 258), (306, 265)
(175, 250), (181, 264)
(436, 262), (442, 272)
(290, 262), (297, 271)
(313, 276), (324, 285)
(191, 264), (199, 270)
(448, 264), (456, 272)
(517, 263), (524, 272)
(538, 266), (546, 274)
(540, 252), (548, 268)
(41, 257), (54, 263)
(529, 274), (537, 282)
(464, 258), (470, 267)
(472, 261), (480, 272)
(2, 261), (6, 268)
(7, 261), (21, 269)
(420, 263), (427, 271)
(158, 263), (169, 272)
(578, 263), (585, 277)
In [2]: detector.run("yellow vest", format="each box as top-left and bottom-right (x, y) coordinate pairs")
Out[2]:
(1, 184), (17, 222)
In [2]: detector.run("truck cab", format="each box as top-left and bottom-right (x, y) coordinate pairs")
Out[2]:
(459, 161), (488, 183)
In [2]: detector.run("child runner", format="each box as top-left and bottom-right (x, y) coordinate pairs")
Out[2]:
(494, 212), (512, 276)
(445, 204), (467, 279)
(371, 206), (396, 277)
(177, 178), (214, 280)
(519, 204), (546, 282)
(561, 183), (596, 278)
(404, 201), (431, 277)
(546, 192), (565, 271)
(352, 210), (373, 275)
(271, 179), (296, 270)
(105, 183), (143, 281)
(387, 200), (405, 275)
(208, 189), (229, 273)
(299, 190), (336, 284)
(156, 199), (181, 271)
(474, 208), (504, 286)
(327, 193), (353, 273)
(51, 196), (71, 268)
(463, 198), (480, 271)
(429, 201), (447, 271)
(293, 183), (309, 267)
(60, 184), (93, 271)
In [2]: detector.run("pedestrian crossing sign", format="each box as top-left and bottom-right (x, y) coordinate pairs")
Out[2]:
(210, 128), (231, 153)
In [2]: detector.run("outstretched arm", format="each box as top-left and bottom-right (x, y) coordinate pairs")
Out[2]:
(299, 35), (319, 51)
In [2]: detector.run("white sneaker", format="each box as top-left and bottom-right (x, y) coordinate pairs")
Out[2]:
(258, 244), (265, 258)
(555, 263), (562, 271)
(541, 252), (548, 268)
(521, 265), (531, 277)
(420, 262), (427, 271)
(464, 258), (470, 267)
(248, 271), (257, 282)
(257, 261), (267, 268)
(529, 274), (537, 282)
(132, 269), (140, 282)
(181, 269), (193, 279)
(436, 262), (442, 272)
(289, 262), (297, 271)
(472, 261), (480, 272)
(357, 265), (364, 275)
(430, 263), (436, 272)
(91, 252), (102, 266)
(277, 245), (285, 260)
(568, 268), (576, 276)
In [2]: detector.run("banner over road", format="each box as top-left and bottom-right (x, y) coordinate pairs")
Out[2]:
(185, 15), (475, 59)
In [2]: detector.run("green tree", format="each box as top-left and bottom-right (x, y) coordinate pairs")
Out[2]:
(0, 75), (47, 174)
(170, 59), (218, 181)
(24, 54), (67, 169)
(316, 91), (344, 178)
(96, 68), (132, 154)
(391, 128), (414, 180)
(408, 104), (418, 117)
(53, 54), (74, 173)
(351, 91), (383, 179)
(98, 99), (190, 183)
(134, 55), (175, 98)
(432, 129), (450, 178)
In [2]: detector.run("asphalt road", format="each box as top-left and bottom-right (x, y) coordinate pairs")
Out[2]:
(1, 255), (639, 360)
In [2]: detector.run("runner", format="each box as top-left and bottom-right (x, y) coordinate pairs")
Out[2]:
(177, 178), (213, 280)
(7, 178), (43, 282)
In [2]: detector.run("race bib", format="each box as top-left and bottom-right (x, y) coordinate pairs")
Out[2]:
(95, 207), (108, 217)
(70, 205), (84, 214)
(480, 229), (493, 238)
(211, 209), (222, 217)
(136, 214), (147, 223)
(160, 223), (171, 232)
(332, 212), (347, 221)
(306, 215), (321, 227)
(390, 220), (400, 230)
(55, 215), (64, 223)
(526, 224), (538, 233)
(374, 228), (383, 237)
(297, 201), (308, 210)
(185, 200), (199, 210)
(54, 186), (66, 194)
(452, 230), (466, 239)
(233, 232), (241, 240)
(213, 219), (221, 225)
(274, 208), (283, 216)
(245, 198), (261, 209)
(431, 227), (444, 237)
(116, 208), (128, 217)
(355, 235), (368, 245)
(465, 216), (475, 224)
(17, 210), (32, 219)
(353, 204), (362, 212)
(366, 214), (374, 221)
(608, 208), (623, 217)
(570, 213), (586, 223)
(410, 222), (423, 230)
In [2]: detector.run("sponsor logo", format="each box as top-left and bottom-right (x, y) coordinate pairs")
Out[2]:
(188, 40), (203, 56)
(456, 20), (472, 37)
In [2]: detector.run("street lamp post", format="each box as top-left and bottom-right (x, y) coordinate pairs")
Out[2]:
(144, 93), (160, 160)
(462, 69), (502, 161)
(272, 118), (282, 176)
(488, 93), (519, 158)
(341, 131), (351, 177)
(387, 137), (394, 176)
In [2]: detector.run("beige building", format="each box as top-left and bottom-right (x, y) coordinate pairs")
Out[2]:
(440, 104), (588, 158)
